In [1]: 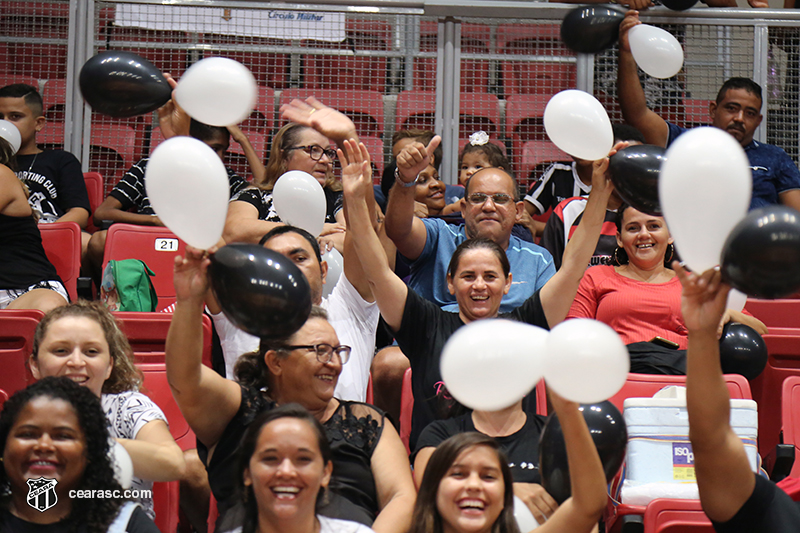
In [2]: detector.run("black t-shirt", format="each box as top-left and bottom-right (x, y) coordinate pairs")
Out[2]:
(415, 412), (548, 483)
(0, 505), (158, 532)
(197, 386), (384, 531)
(523, 161), (590, 215)
(541, 197), (618, 270)
(0, 213), (60, 289)
(713, 474), (800, 533)
(232, 186), (343, 224)
(16, 150), (90, 223)
(393, 289), (549, 451)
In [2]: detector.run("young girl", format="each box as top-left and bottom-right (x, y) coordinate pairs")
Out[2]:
(409, 391), (607, 533)
(458, 132), (509, 187)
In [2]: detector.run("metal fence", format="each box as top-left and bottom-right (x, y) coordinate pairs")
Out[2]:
(2, 0), (800, 195)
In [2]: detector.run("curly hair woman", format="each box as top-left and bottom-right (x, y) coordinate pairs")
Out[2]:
(29, 300), (186, 518)
(0, 377), (159, 532)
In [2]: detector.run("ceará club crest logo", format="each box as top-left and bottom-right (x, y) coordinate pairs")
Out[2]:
(26, 477), (58, 512)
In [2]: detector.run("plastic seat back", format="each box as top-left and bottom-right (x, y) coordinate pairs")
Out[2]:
(0, 310), (43, 397)
(39, 221), (81, 301)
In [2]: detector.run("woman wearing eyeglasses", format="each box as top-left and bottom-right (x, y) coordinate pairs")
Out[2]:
(166, 252), (417, 533)
(224, 98), (358, 251)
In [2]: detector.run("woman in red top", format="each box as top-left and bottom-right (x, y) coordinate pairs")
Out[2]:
(568, 204), (766, 351)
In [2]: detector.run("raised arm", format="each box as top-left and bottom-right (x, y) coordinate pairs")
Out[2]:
(222, 198), (283, 244)
(165, 246), (242, 447)
(536, 392), (607, 533)
(339, 140), (409, 331)
(227, 124), (266, 186)
(280, 96), (359, 145)
(617, 11), (670, 147)
(539, 144), (623, 327)
(117, 419), (186, 482)
(370, 421), (417, 533)
(384, 136), (441, 261)
(675, 264), (756, 523)
(157, 74), (190, 139)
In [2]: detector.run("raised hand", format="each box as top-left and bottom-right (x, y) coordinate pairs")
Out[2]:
(590, 141), (626, 198)
(396, 135), (442, 184)
(157, 73), (191, 139)
(618, 11), (641, 53)
(173, 245), (214, 302)
(339, 139), (372, 201)
(674, 262), (730, 335)
(279, 96), (358, 142)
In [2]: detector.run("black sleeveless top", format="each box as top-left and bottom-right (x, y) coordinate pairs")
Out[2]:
(0, 213), (60, 289)
(198, 386), (385, 530)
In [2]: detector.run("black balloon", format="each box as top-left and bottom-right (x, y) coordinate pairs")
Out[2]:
(609, 144), (666, 216)
(561, 5), (626, 54)
(539, 401), (627, 504)
(209, 243), (312, 338)
(719, 322), (768, 380)
(721, 206), (800, 299)
(662, 0), (699, 10)
(79, 51), (171, 118)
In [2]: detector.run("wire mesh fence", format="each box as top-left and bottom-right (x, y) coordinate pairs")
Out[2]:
(1, 1), (798, 199)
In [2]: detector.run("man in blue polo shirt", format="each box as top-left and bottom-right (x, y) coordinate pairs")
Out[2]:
(384, 135), (555, 313)
(617, 11), (800, 212)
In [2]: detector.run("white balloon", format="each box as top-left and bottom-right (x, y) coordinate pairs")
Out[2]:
(727, 288), (747, 313)
(273, 170), (327, 237)
(145, 136), (230, 249)
(441, 319), (547, 412)
(660, 127), (751, 273)
(543, 319), (629, 404)
(174, 57), (257, 126)
(109, 440), (133, 489)
(322, 247), (343, 298)
(514, 495), (541, 531)
(0, 119), (21, 155)
(628, 24), (684, 79)
(544, 90), (614, 161)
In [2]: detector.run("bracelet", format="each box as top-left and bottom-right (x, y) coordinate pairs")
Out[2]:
(395, 166), (417, 188)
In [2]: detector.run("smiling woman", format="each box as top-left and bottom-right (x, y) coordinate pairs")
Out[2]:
(28, 301), (186, 518)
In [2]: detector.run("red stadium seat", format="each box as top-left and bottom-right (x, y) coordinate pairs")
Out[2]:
(39, 221), (81, 301)
(781, 376), (800, 478)
(0, 309), (43, 398)
(0, 388), (7, 408)
(280, 88), (384, 139)
(0, 11), (69, 79)
(505, 94), (568, 183)
(113, 312), (213, 368)
(199, 35), (291, 89)
(360, 135), (386, 178)
(366, 373), (374, 405)
(399, 367), (413, 454)
(604, 373), (751, 533)
(497, 23), (575, 98)
(395, 90), (436, 132)
(744, 299), (800, 329)
(642, 498), (713, 533)
(750, 332), (800, 458)
(83, 172), (104, 233)
(416, 21), (492, 93)
(303, 20), (389, 93)
(151, 480), (180, 533)
(102, 224), (188, 312)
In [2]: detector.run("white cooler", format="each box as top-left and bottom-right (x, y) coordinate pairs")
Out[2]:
(619, 388), (758, 506)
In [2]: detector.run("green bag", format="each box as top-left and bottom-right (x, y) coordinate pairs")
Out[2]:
(100, 259), (158, 312)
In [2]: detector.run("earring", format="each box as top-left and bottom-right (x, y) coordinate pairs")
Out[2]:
(665, 243), (675, 264)
(613, 247), (627, 266)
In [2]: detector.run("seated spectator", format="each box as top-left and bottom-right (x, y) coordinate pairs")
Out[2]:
(224, 97), (358, 252)
(341, 139), (617, 450)
(385, 135), (554, 313)
(227, 404), (376, 533)
(414, 397), (555, 524)
(29, 301), (186, 518)
(567, 204), (766, 373)
(376, 129), (463, 213)
(0, 377), (159, 532)
(410, 392), (606, 533)
(540, 124), (645, 269)
(166, 252), (416, 533)
(86, 119), (250, 277)
(677, 265), (800, 531)
(0, 136), (68, 313)
(0, 84), (90, 230)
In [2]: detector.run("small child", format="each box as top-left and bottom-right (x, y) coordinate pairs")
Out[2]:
(458, 131), (508, 187)
(0, 84), (90, 228)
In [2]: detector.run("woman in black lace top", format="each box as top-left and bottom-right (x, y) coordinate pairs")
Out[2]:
(165, 250), (416, 533)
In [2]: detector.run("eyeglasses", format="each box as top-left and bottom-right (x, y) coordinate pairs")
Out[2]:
(279, 343), (351, 365)
(466, 192), (514, 206)
(288, 145), (336, 162)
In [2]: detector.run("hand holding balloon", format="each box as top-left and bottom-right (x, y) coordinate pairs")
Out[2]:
(609, 144), (666, 216)
(617, 10), (642, 53)
(591, 141), (628, 201)
(173, 245), (215, 305)
(513, 482), (558, 525)
(157, 73), (190, 139)
(673, 262), (730, 335)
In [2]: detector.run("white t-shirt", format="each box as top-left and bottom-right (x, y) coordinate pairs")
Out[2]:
(224, 515), (376, 533)
(101, 391), (168, 518)
(211, 272), (379, 402)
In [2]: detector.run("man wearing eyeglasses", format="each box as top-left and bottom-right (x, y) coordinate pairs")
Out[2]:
(384, 135), (555, 313)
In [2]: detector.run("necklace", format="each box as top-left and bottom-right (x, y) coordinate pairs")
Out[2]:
(23, 152), (38, 177)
